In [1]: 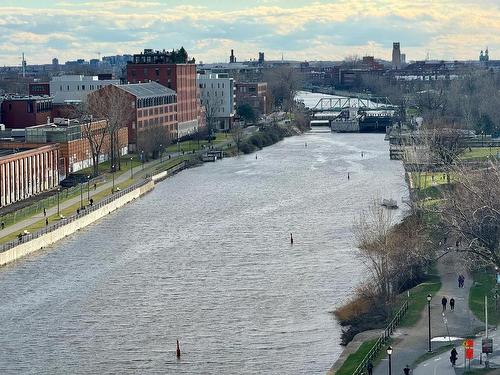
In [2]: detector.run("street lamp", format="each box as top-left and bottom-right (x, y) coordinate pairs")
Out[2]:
(427, 294), (432, 352)
(80, 181), (83, 209)
(111, 164), (115, 193)
(57, 187), (61, 217)
(141, 151), (145, 170)
(160, 144), (163, 162)
(387, 346), (393, 375)
(87, 175), (90, 202)
(130, 157), (133, 179)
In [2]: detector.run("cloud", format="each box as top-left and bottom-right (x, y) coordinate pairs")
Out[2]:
(0, 1), (498, 65)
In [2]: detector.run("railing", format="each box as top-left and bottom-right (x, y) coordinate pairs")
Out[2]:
(0, 178), (152, 254)
(0, 160), (189, 254)
(352, 299), (409, 375)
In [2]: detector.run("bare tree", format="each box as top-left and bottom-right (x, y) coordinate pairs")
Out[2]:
(263, 66), (302, 112)
(137, 125), (171, 159)
(88, 86), (135, 171)
(230, 122), (244, 154)
(436, 162), (500, 268)
(201, 95), (220, 137)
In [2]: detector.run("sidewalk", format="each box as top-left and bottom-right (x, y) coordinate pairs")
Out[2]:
(373, 254), (483, 375)
(0, 156), (168, 242)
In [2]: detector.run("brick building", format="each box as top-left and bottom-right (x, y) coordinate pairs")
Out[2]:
(29, 82), (50, 96)
(0, 95), (53, 129)
(90, 82), (177, 152)
(235, 82), (269, 116)
(0, 143), (60, 208)
(25, 118), (128, 175)
(126, 49), (199, 136)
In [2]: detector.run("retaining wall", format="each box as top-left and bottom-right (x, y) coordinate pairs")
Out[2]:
(0, 180), (154, 266)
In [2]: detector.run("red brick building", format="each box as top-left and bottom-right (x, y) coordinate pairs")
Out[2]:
(28, 82), (50, 96)
(25, 118), (128, 175)
(0, 143), (60, 207)
(235, 82), (269, 116)
(0, 95), (53, 129)
(90, 82), (177, 153)
(126, 49), (199, 136)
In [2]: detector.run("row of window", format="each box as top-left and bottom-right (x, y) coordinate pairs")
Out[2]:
(202, 90), (225, 97)
(58, 84), (105, 91)
(135, 115), (177, 128)
(137, 96), (176, 108)
(138, 105), (176, 117)
(199, 82), (226, 89)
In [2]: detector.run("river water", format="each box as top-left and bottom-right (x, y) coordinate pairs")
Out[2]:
(0, 132), (406, 374)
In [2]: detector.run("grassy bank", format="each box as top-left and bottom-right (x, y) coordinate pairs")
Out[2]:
(335, 338), (378, 375)
(469, 268), (500, 325)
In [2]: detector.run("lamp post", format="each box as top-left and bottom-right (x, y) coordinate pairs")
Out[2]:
(387, 346), (393, 375)
(427, 294), (432, 352)
(111, 164), (115, 193)
(80, 182), (83, 209)
(57, 187), (61, 217)
(141, 151), (144, 170)
(130, 157), (133, 179)
(87, 175), (90, 202)
(160, 144), (163, 162)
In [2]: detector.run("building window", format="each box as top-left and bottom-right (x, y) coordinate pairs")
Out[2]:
(155, 68), (160, 76)
(82, 85), (85, 90)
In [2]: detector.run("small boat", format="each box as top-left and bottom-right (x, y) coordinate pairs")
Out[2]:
(381, 199), (398, 209)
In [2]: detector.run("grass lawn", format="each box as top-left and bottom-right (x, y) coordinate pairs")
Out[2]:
(77, 154), (143, 177)
(469, 269), (500, 325)
(336, 338), (393, 375)
(460, 147), (500, 161)
(411, 172), (450, 189)
(399, 269), (442, 327)
(0, 179), (134, 244)
(463, 369), (499, 374)
(165, 133), (229, 153)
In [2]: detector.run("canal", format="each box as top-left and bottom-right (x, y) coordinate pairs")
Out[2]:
(0, 132), (407, 374)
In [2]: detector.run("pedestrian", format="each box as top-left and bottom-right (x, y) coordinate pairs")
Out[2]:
(94, 183), (97, 190)
(43, 208), (46, 216)
(89, 198), (94, 206)
(458, 275), (462, 288)
(1, 221), (4, 230)
(403, 364), (411, 375)
(366, 361), (373, 375)
(77, 208), (80, 215)
(442, 296), (448, 312)
(450, 347), (458, 366)
(45, 218), (48, 226)
(450, 298), (455, 311)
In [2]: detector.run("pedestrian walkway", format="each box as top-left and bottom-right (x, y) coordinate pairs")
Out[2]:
(373, 254), (483, 375)
(0, 156), (166, 242)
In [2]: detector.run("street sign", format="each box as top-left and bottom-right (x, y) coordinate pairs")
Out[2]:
(482, 338), (493, 354)
(466, 348), (474, 360)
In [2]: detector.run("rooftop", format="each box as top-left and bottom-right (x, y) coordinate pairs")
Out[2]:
(115, 82), (176, 98)
(0, 95), (52, 101)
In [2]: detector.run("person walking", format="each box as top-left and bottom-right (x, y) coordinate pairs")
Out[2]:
(1, 221), (4, 230)
(43, 208), (46, 217)
(403, 364), (411, 374)
(442, 296), (448, 312)
(366, 361), (374, 375)
(450, 347), (458, 366)
(45, 218), (48, 226)
(450, 298), (455, 311)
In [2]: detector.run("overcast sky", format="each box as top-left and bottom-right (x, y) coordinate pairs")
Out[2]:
(0, 0), (498, 66)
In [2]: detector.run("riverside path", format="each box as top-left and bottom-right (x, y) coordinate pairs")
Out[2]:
(373, 254), (483, 375)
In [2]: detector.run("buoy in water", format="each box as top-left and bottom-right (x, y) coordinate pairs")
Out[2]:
(347, 172), (350, 180)
(256, 154), (258, 159)
(290, 233), (294, 245)
(176, 340), (181, 358)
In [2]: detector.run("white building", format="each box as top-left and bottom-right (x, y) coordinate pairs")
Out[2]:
(197, 73), (235, 131)
(50, 75), (120, 104)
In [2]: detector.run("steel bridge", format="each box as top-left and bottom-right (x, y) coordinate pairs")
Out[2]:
(310, 96), (396, 113)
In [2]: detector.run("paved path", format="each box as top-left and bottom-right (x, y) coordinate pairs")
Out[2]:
(373, 254), (483, 375)
(0, 157), (167, 241)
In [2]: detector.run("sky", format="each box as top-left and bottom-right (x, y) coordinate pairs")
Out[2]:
(0, 0), (499, 66)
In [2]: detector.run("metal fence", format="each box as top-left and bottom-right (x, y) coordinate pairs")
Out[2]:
(0, 160), (189, 254)
(0, 176), (106, 227)
(0, 177), (151, 253)
(352, 299), (409, 375)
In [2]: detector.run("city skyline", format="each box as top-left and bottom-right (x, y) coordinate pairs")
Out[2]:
(0, 0), (498, 66)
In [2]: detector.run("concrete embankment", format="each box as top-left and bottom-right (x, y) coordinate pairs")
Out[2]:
(0, 161), (187, 267)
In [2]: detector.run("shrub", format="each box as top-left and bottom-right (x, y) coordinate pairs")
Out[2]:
(240, 141), (256, 154)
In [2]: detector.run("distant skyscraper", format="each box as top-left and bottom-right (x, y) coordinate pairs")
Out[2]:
(230, 49), (236, 63)
(401, 53), (406, 65)
(52, 57), (59, 66)
(392, 42), (401, 69)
